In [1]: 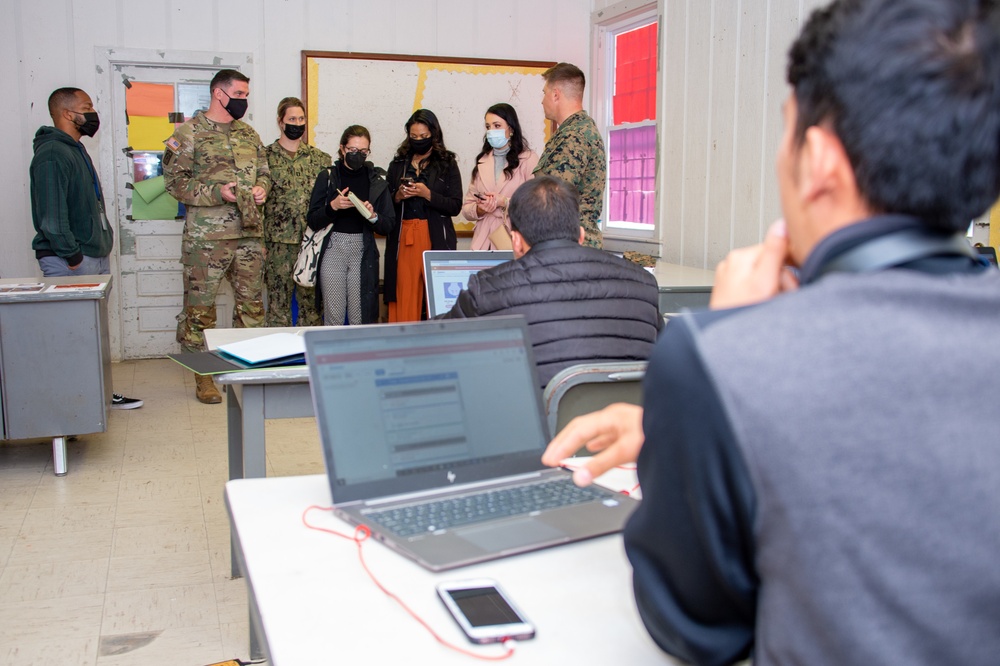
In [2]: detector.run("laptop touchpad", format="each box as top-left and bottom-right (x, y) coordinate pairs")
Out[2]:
(457, 518), (568, 552)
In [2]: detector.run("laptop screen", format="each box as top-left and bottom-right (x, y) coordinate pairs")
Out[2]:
(424, 251), (514, 317)
(975, 245), (998, 268)
(305, 318), (549, 503)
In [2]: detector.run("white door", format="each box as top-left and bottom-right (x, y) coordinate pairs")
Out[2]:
(107, 64), (238, 358)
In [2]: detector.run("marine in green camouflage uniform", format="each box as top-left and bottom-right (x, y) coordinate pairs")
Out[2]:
(163, 110), (271, 353)
(263, 141), (331, 327)
(534, 110), (606, 248)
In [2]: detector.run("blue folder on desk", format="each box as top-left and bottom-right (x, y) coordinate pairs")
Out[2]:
(215, 332), (305, 367)
(168, 333), (306, 375)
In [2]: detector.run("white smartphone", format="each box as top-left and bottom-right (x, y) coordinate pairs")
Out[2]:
(436, 578), (536, 644)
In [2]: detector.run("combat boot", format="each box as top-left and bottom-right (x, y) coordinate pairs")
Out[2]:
(195, 374), (222, 404)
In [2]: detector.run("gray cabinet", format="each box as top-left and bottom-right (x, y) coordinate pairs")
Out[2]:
(0, 276), (113, 474)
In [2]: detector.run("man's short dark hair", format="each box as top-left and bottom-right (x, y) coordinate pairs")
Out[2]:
(542, 63), (585, 100)
(210, 69), (250, 92)
(48, 87), (84, 119)
(787, 0), (1000, 232)
(509, 175), (581, 246)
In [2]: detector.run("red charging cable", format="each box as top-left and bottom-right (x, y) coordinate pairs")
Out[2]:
(301, 506), (516, 661)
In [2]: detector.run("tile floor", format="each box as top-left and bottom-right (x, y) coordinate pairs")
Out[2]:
(0, 358), (325, 666)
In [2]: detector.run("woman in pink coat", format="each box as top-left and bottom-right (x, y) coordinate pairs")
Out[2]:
(462, 103), (539, 250)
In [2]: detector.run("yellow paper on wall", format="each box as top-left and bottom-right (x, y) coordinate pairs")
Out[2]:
(129, 115), (175, 151)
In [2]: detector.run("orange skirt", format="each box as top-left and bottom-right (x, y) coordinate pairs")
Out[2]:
(388, 218), (432, 322)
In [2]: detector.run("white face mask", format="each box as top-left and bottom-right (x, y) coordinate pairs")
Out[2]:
(486, 129), (509, 149)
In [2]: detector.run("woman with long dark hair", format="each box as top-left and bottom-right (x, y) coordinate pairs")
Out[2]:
(462, 103), (539, 250)
(384, 108), (463, 322)
(306, 125), (393, 325)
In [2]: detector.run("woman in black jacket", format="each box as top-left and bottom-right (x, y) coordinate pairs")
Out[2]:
(306, 125), (394, 325)
(384, 108), (463, 322)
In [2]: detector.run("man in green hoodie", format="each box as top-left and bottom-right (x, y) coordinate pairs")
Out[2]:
(30, 87), (143, 409)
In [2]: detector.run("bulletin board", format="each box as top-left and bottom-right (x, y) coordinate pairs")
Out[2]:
(302, 51), (555, 234)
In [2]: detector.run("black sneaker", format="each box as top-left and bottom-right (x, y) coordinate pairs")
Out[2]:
(111, 393), (144, 410)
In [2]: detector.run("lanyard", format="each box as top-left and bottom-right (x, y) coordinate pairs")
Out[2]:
(76, 142), (109, 230)
(76, 143), (103, 205)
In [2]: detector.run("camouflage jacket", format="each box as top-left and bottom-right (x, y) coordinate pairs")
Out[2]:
(534, 110), (607, 247)
(264, 141), (332, 245)
(162, 111), (271, 241)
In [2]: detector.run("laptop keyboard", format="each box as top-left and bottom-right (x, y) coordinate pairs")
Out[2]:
(364, 477), (612, 537)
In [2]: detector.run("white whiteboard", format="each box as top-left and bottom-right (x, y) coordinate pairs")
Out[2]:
(304, 54), (553, 232)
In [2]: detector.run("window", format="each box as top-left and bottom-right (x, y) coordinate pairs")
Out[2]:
(593, 5), (659, 238)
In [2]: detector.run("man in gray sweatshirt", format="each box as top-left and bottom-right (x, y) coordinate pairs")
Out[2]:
(543, 0), (1000, 664)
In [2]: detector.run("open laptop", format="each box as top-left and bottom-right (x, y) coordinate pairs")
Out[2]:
(423, 250), (514, 317)
(303, 317), (639, 571)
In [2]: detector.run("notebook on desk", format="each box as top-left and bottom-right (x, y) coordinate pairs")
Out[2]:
(423, 250), (514, 317)
(303, 317), (639, 571)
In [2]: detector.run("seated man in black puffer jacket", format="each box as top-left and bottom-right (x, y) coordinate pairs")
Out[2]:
(439, 175), (663, 387)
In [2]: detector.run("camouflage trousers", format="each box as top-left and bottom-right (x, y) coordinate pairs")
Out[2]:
(264, 241), (322, 327)
(177, 238), (265, 353)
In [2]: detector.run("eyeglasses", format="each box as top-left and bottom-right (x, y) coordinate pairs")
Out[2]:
(344, 148), (371, 156)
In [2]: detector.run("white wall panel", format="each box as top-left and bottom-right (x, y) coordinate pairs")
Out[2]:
(657, 0), (822, 269)
(121, 2), (168, 49)
(391, 4), (442, 58)
(73, 0), (119, 68)
(169, 0), (219, 52)
(705, 1), (739, 268)
(261, 0), (305, 137)
(679, 0), (711, 266)
(732, 0), (769, 249)
(553, 0), (590, 67)
(2, 0), (29, 280)
(437, 0), (480, 58)
(513, 0), (556, 62)
(657, 0), (685, 263)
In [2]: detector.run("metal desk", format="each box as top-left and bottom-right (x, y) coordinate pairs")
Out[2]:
(205, 326), (330, 662)
(0, 276), (113, 475)
(651, 260), (716, 314)
(204, 327), (323, 556)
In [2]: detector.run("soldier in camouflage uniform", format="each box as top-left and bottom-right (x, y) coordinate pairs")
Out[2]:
(163, 69), (270, 404)
(264, 97), (331, 327)
(534, 62), (607, 248)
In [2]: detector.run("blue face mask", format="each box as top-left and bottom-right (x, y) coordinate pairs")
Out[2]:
(486, 129), (509, 149)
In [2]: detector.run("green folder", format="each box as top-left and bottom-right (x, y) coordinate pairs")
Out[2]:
(132, 175), (180, 220)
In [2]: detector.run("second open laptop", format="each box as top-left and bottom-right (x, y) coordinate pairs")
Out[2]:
(423, 250), (514, 317)
(303, 317), (639, 571)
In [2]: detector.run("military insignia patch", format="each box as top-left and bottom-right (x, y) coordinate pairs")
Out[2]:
(164, 136), (181, 151)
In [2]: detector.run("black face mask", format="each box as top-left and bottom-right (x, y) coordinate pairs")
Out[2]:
(221, 90), (248, 120)
(344, 151), (366, 170)
(282, 123), (305, 140)
(409, 137), (433, 155)
(75, 111), (100, 137)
